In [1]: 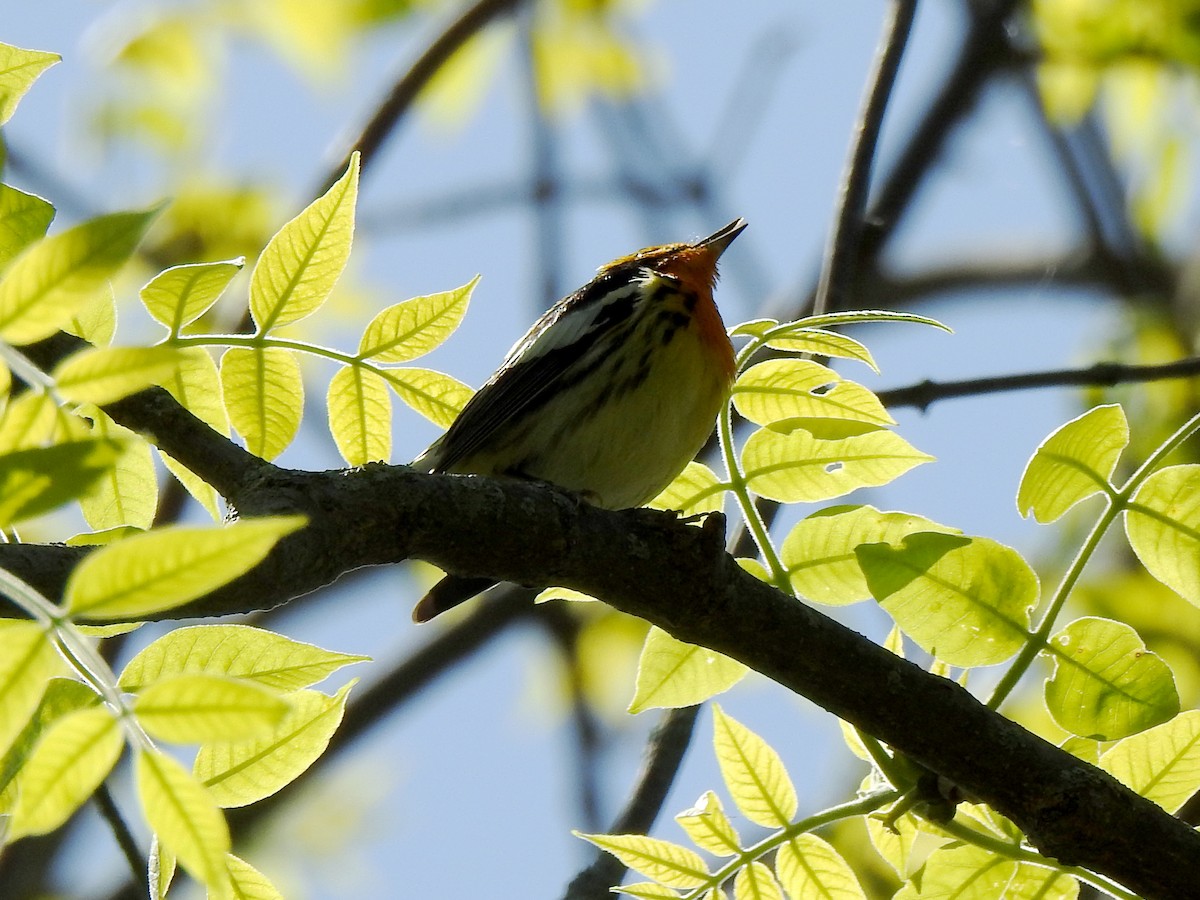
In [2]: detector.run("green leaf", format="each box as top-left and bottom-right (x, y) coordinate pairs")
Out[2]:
(629, 626), (747, 713)
(764, 327), (879, 372)
(79, 409), (157, 531)
(1099, 710), (1200, 812)
(0, 207), (159, 345)
(136, 748), (231, 893)
(574, 831), (710, 889)
(134, 674), (290, 744)
(7, 706), (122, 839)
(0, 392), (58, 451)
(221, 346), (304, 460)
(894, 844), (1076, 900)
(765, 310), (951, 339)
(0, 677), (99, 813)
(729, 318), (777, 338)
(647, 461), (726, 516)
(0, 439), (124, 528)
(65, 516), (306, 620)
(0, 184), (55, 270)
(119, 623), (367, 692)
(65, 287), (117, 346)
(742, 422), (933, 503)
(675, 791), (741, 857)
(195, 681), (353, 807)
(357, 277), (478, 362)
(781, 505), (959, 606)
(54, 345), (187, 405)
(856, 533), (1036, 667)
(249, 153), (358, 331)
(328, 365), (391, 466)
(712, 704), (797, 828)
(1045, 616), (1178, 740)
(0, 43), (60, 125)
(1126, 465), (1200, 604)
(733, 359), (893, 427)
(149, 836), (176, 900)
(734, 861), (783, 900)
(141, 259), (244, 333)
(162, 347), (229, 435)
(1017, 404), (1127, 522)
(616, 884), (681, 900)
(225, 853), (284, 900)
(380, 366), (472, 428)
(0, 621), (58, 759)
(776, 835), (866, 900)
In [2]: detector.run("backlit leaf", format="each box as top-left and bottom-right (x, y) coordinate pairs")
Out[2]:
(648, 461), (726, 516)
(782, 505), (959, 606)
(162, 347), (229, 434)
(712, 704), (796, 828)
(1100, 710), (1200, 812)
(776, 834), (866, 900)
(893, 844), (1076, 900)
(7, 706), (121, 839)
(0, 184), (54, 269)
(381, 366), (472, 428)
(0, 43), (60, 125)
(65, 516), (306, 619)
(221, 346), (303, 460)
(1126, 465), (1200, 605)
(0, 621), (58, 758)
(0, 439), (123, 528)
(675, 791), (741, 857)
(734, 861), (783, 900)
(328, 365), (391, 466)
(0, 207), (158, 345)
(195, 681), (353, 807)
(1018, 405), (1127, 522)
(733, 359), (893, 427)
(78, 409), (157, 531)
(765, 310), (950, 338)
(55, 346), (187, 406)
(119, 623), (367, 692)
(0, 392), (57, 451)
(856, 534), (1036, 667)
(742, 422), (932, 503)
(357, 277), (477, 363)
(575, 831), (709, 889)
(65, 288), (117, 346)
(249, 153), (358, 331)
(1045, 617), (1178, 740)
(764, 327), (878, 371)
(141, 259), (243, 332)
(225, 853), (284, 900)
(134, 674), (290, 744)
(136, 748), (231, 892)
(629, 626), (746, 713)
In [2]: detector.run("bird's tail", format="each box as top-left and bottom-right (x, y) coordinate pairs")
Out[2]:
(411, 575), (498, 623)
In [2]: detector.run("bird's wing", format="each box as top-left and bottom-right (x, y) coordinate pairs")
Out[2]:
(418, 275), (642, 473)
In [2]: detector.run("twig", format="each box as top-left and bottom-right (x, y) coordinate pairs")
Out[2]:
(878, 356), (1200, 412)
(561, 707), (700, 900)
(93, 782), (148, 894)
(317, 0), (526, 195)
(857, 0), (1021, 264)
(814, 0), (919, 315)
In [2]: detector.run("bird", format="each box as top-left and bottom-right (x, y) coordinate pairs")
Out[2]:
(410, 219), (746, 623)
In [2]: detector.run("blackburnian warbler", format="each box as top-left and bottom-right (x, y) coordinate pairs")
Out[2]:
(411, 219), (746, 623)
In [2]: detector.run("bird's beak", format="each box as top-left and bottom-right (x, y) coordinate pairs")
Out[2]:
(697, 218), (748, 259)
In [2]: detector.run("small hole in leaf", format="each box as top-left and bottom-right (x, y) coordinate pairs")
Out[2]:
(825, 461), (844, 474)
(810, 382), (836, 396)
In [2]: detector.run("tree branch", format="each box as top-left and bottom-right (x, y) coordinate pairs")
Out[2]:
(814, 0), (918, 315)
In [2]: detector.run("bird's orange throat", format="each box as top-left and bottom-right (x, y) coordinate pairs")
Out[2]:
(660, 247), (736, 381)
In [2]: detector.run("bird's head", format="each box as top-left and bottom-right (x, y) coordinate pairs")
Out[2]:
(599, 218), (747, 295)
